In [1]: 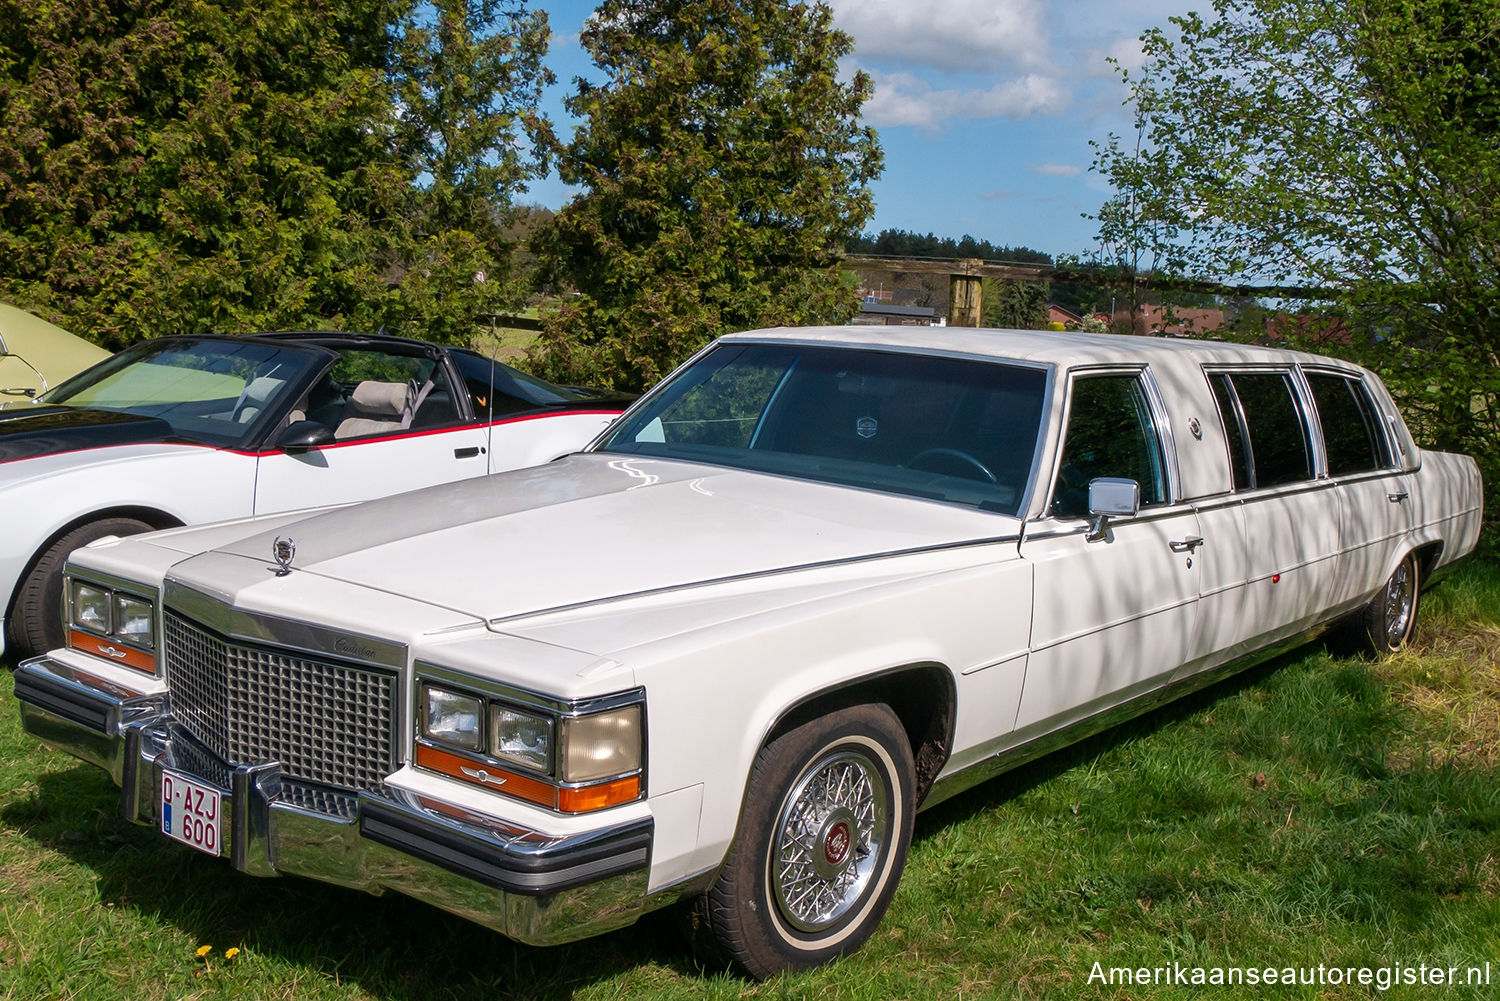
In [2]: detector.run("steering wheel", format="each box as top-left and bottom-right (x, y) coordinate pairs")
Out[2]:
(905, 447), (998, 484)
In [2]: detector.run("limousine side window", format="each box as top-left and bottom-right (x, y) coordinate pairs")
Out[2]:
(1051, 373), (1167, 518)
(1209, 371), (1313, 489)
(1306, 373), (1391, 474)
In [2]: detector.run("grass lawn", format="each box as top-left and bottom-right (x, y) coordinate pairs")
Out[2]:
(2, 563), (1498, 999)
(470, 325), (539, 364)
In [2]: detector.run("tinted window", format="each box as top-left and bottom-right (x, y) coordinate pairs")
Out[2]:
(601, 343), (1047, 516)
(1208, 374), (1251, 491)
(1308, 373), (1387, 474)
(1230, 373), (1311, 487)
(1051, 374), (1167, 518)
(451, 350), (497, 418)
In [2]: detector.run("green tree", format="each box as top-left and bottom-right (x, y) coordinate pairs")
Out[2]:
(982, 277), (1048, 329)
(386, 0), (552, 342)
(1092, 0), (1500, 495)
(0, 0), (549, 347)
(531, 0), (882, 392)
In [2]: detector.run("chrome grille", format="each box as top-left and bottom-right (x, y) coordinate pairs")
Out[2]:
(164, 613), (396, 792)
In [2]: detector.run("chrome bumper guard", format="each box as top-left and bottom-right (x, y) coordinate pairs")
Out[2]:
(13, 655), (654, 946)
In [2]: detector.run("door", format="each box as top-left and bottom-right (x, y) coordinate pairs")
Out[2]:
(1305, 371), (1415, 608)
(1018, 371), (1202, 733)
(253, 345), (489, 514)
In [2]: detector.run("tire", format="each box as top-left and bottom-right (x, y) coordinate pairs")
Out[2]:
(696, 703), (915, 979)
(1361, 551), (1420, 654)
(10, 517), (154, 659)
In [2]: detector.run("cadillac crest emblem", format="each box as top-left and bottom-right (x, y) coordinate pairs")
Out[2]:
(271, 536), (296, 576)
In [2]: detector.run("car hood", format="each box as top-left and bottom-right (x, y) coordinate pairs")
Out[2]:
(0, 405), (176, 464)
(188, 452), (1020, 626)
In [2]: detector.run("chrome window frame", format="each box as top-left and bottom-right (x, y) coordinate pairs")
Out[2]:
(1040, 364), (1181, 522)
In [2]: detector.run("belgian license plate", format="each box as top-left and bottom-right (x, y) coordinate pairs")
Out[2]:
(161, 769), (222, 856)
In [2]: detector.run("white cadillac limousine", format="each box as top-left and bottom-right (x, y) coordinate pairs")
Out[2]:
(14, 327), (1483, 976)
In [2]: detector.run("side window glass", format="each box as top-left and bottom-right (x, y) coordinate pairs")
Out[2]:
(451, 351), (496, 418)
(303, 349), (459, 440)
(1308, 373), (1388, 474)
(1229, 373), (1311, 487)
(1051, 374), (1167, 519)
(1208, 373), (1251, 491)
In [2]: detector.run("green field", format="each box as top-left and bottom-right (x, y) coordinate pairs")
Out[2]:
(3, 564), (1497, 999)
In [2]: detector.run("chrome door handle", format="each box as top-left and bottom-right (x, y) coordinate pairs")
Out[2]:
(1169, 536), (1204, 553)
(1387, 491), (1408, 503)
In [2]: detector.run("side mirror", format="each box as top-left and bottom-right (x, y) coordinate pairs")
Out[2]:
(1086, 477), (1140, 543)
(275, 420), (336, 454)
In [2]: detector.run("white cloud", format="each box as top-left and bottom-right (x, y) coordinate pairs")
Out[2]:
(1104, 36), (1148, 73)
(828, 0), (1053, 74)
(864, 69), (1071, 130)
(1033, 162), (1083, 177)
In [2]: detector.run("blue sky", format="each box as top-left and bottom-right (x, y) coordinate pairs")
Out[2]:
(523, 1), (1190, 261)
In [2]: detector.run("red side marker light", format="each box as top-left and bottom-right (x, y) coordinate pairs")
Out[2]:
(1272, 573), (1281, 584)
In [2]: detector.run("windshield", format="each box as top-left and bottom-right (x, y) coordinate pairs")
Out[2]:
(40, 338), (329, 445)
(599, 342), (1048, 515)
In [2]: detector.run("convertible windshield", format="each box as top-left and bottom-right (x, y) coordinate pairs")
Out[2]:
(599, 342), (1048, 515)
(40, 338), (328, 445)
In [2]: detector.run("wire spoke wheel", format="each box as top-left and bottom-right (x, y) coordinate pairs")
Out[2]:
(695, 703), (915, 979)
(771, 750), (888, 933)
(1382, 559), (1415, 647)
(1362, 551), (1420, 654)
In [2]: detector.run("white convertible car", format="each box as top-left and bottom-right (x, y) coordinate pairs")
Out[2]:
(14, 326), (1482, 977)
(0, 331), (630, 660)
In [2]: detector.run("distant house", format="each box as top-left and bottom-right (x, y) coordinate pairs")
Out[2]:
(1115, 303), (1226, 337)
(1046, 304), (1110, 330)
(1263, 312), (1351, 347)
(1047, 304), (1083, 327)
(853, 302), (941, 326)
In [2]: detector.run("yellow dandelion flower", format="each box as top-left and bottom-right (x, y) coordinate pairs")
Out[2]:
(195, 945), (212, 958)
(224, 948), (241, 960)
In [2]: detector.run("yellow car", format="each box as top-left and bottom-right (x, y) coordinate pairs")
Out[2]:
(0, 301), (110, 406)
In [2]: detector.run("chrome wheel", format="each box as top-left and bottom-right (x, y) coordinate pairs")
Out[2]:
(1382, 558), (1415, 647)
(1362, 552), (1421, 654)
(771, 750), (889, 933)
(696, 703), (914, 978)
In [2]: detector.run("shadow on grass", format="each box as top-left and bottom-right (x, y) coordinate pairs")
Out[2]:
(913, 647), (1309, 835)
(909, 636), (1500, 938)
(2, 765), (705, 999)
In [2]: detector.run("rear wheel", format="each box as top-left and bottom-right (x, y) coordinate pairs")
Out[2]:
(1361, 551), (1420, 654)
(696, 703), (915, 978)
(10, 517), (154, 659)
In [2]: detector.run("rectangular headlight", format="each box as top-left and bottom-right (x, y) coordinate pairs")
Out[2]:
(421, 685), (483, 751)
(489, 705), (553, 774)
(71, 582), (111, 633)
(113, 594), (155, 649)
(560, 705), (643, 783)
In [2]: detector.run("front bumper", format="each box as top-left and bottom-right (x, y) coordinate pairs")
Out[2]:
(13, 655), (656, 946)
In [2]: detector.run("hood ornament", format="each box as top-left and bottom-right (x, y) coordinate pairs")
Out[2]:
(271, 537), (296, 576)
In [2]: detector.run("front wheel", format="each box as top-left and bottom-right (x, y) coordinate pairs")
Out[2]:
(1362, 551), (1420, 654)
(10, 517), (154, 659)
(696, 703), (915, 979)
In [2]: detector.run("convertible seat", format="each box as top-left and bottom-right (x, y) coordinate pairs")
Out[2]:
(335, 380), (413, 439)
